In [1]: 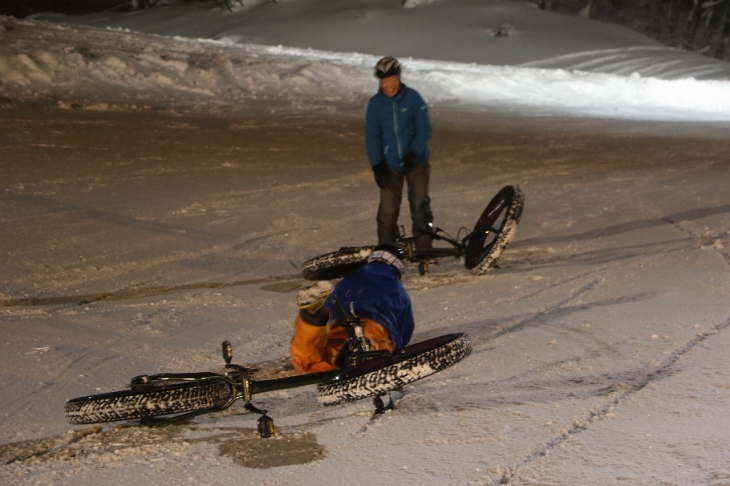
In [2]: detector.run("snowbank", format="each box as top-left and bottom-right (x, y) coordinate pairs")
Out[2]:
(3, 13), (730, 120)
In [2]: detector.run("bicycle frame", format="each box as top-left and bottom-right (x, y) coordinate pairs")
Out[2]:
(130, 296), (390, 429)
(131, 368), (341, 426)
(396, 223), (495, 275)
(396, 222), (494, 262)
(300, 185), (522, 280)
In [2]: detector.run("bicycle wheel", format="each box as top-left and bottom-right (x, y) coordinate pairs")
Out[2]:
(464, 185), (524, 275)
(317, 333), (471, 406)
(64, 379), (232, 425)
(301, 246), (375, 280)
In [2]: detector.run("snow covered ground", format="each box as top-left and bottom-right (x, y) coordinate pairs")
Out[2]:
(3, 0), (730, 120)
(2, 1), (730, 484)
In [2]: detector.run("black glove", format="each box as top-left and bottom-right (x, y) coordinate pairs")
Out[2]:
(402, 152), (417, 172)
(372, 164), (388, 189)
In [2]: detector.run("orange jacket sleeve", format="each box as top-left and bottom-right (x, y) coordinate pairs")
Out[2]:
(290, 313), (395, 373)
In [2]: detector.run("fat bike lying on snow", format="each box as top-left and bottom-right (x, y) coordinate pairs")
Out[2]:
(301, 185), (524, 280)
(64, 298), (472, 438)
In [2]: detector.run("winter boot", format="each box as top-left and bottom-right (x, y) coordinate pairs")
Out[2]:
(296, 281), (333, 313)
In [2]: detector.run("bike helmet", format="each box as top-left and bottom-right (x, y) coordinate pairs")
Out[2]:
(368, 244), (406, 278)
(374, 57), (401, 79)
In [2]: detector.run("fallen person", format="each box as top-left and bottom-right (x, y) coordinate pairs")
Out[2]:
(290, 244), (414, 373)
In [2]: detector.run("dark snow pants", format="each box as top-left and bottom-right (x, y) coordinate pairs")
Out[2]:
(376, 162), (433, 249)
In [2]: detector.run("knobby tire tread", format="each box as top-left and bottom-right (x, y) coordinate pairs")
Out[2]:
(65, 380), (232, 424)
(316, 333), (472, 406)
(467, 185), (524, 275)
(301, 246), (375, 280)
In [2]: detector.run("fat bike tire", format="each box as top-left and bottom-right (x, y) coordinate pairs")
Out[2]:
(317, 333), (472, 406)
(301, 246), (375, 280)
(464, 185), (524, 275)
(64, 380), (232, 425)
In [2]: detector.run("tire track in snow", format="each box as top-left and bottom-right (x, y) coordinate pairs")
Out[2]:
(0, 274), (302, 307)
(504, 314), (730, 480)
(0, 349), (120, 425)
(662, 215), (730, 267)
(514, 203), (730, 248)
(463, 280), (599, 352)
(488, 281), (597, 340)
(0, 190), (227, 243)
(415, 268), (602, 333)
(416, 229), (692, 340)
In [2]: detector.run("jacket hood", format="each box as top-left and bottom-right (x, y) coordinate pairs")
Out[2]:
(325, 260), (414, 350)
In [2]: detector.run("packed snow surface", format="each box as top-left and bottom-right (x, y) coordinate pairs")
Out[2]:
(2, 1), (730, 485)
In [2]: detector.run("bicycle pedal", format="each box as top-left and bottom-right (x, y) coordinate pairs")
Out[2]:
(373, 394), (394, 414)
(221, 341), (233, 365)
(418, 259), (437, 275)
(257, 414), (276, 438)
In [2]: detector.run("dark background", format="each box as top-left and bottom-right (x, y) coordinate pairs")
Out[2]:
(540, 0), (730, 61)
(0, 0), (132, 17)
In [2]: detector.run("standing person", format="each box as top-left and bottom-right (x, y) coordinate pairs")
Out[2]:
(290, 244), (414, 373)
(366, 56), (434, 249)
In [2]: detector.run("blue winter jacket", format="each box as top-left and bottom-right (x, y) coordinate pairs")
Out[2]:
(365, 84), (431, 171)
(324, 261), (414, 350)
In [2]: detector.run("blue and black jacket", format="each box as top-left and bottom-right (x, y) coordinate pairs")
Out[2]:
(324, 261), (414, 350)
(365, 84), (431, 171)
